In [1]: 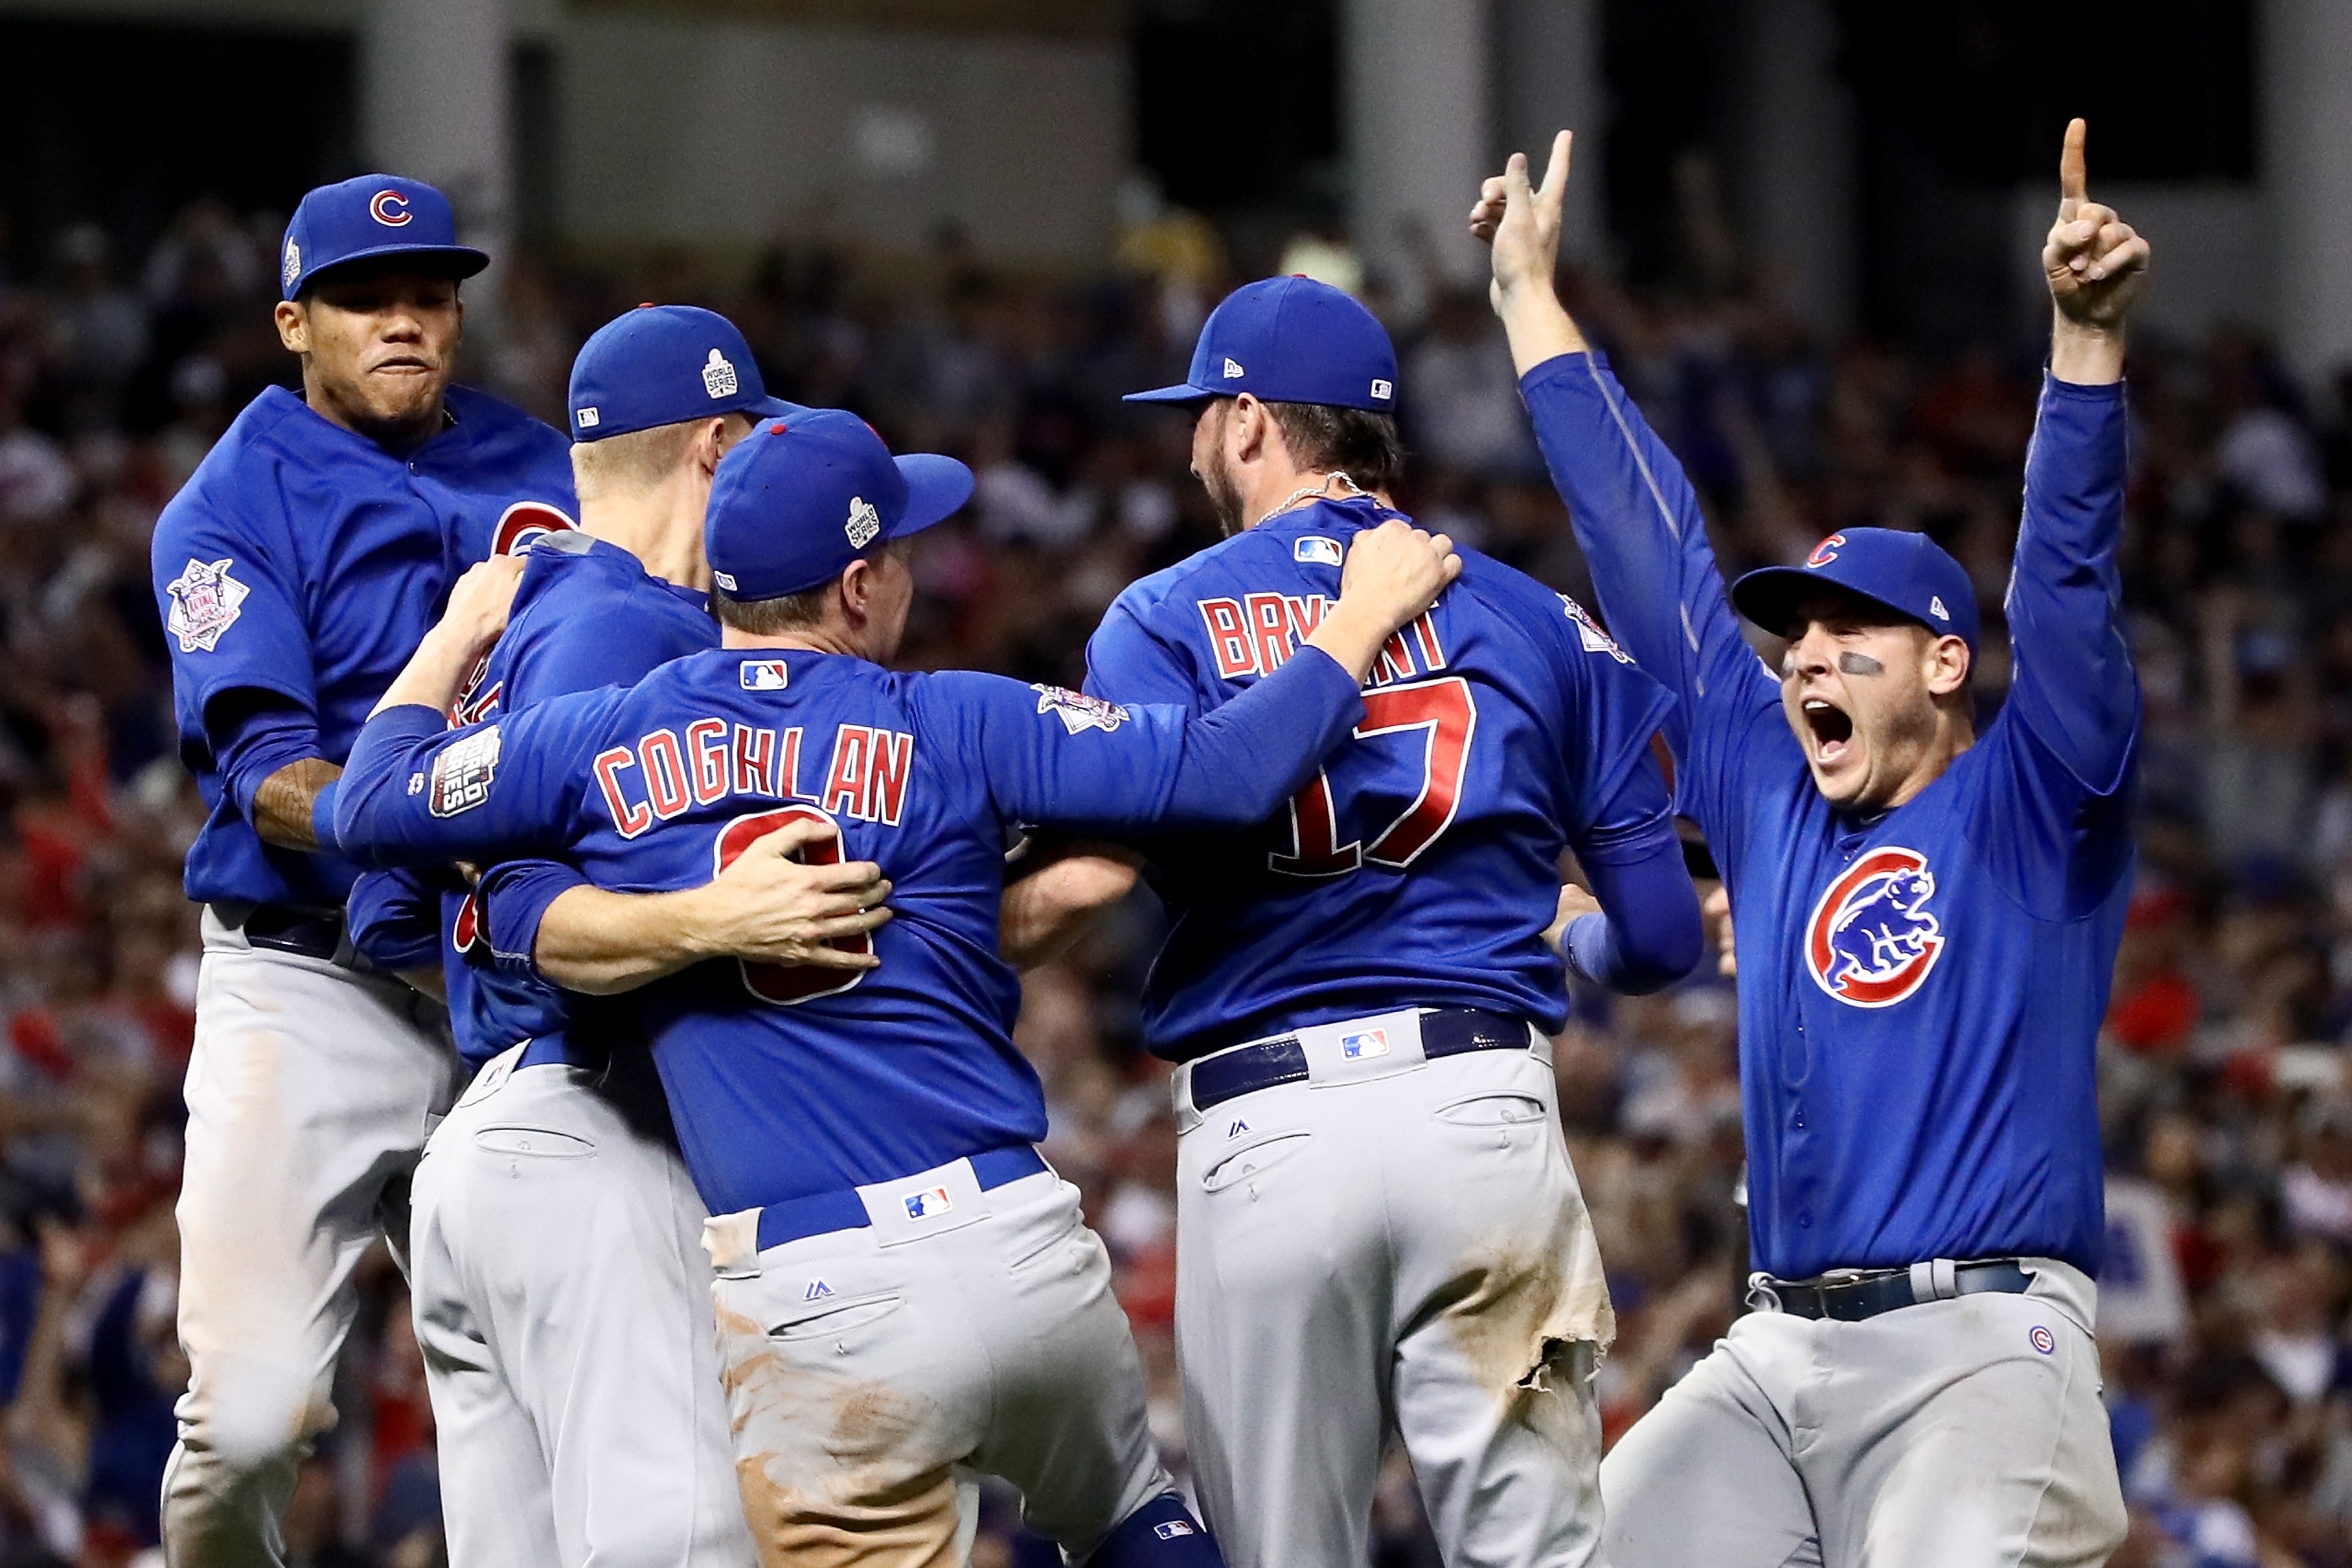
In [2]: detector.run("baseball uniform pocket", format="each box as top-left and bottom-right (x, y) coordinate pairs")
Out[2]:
(1201, 1128), (1313, 1193)
(1432, 1091), (1550, 1127)
(472, 1126), (596, 1160)
(766, 1292), (906, 1345)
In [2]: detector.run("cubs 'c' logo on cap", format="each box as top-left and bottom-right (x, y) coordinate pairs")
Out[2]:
(369, 190), (413, 227)
(1806, 533), (1847, 568)
(1805, 846), (1945, 1007)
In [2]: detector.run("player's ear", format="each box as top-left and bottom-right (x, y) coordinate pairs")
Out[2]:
(1925, 633), (1971, 697)
(1229, 394), (1269, 463)
(274, 299), (308, 354)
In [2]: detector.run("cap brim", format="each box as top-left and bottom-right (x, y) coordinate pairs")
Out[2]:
(746, 395), (810, 423)
(1729, 564), (1922, 640)
(296, 243), (491, 296)
(1121, 383), (1221, 405)
(888, 453), (975, 538)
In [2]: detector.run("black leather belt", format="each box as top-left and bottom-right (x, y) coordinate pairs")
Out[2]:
(1766, 1260), (2032, 1323)
(1189, 1007), (1529, 1112)
(237, 905), (346, 962)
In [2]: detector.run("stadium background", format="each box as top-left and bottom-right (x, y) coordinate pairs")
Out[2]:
(0, 0), (2347, 1563)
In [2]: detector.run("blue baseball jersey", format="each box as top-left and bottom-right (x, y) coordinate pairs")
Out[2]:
(152, 383), (575, 909)
(354, 532), (718, 1067)
(1083, 495), (1678, 1062)
(332, 644), (1365, 1214)
(1525, 353), (2137, 1278)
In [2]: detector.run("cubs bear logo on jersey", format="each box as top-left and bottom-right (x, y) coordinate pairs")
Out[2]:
(1805, 845), (1944, 1007)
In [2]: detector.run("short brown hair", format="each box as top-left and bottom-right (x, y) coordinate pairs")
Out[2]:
(713, 580), (833, 635)
(1265, 401), (1405, 493)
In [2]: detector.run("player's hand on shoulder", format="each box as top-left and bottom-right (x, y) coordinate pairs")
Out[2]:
(1702, 882), (1736, 978)
(691, 815), (891, 971)
(2043, 118), (2148, 332)
(437, 554), (529, 653)
(1338, 517), (1461, 628)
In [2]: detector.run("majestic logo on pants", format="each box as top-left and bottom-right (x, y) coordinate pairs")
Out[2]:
(1804, 846), (1944, 1007)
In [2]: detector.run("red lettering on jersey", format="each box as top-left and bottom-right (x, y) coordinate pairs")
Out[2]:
(1360, 677), (1477, 866)
(641, 729), (691, 819)
(824, 726), (871, 818)
(593, 746), (653, 837)
(713, 804), (869, 1005)
(778, 726), (803, 797)
(1200, 598), (1255, 679)
(687, 718), (729, 805)
(1371, 629), (1417, 686)
(1284, 593), (1327, 643)
(866, 730), (913, 826)
(1407, 611), (1445, 672)
(731, 724), (777, 797)
(1246, 593), (1294, 673)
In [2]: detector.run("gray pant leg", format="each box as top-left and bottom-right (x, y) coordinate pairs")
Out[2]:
(433, 1061), (756, 1568)
(1175, 1112), (1389, 1568)
(1385, 1050), (1613, 1568)
(165, 925), (454, 1568)
(1805, 1283), (2125, 1568)
(409, 1131), (564, 1568)
(1601, 1322), (1823, 1568)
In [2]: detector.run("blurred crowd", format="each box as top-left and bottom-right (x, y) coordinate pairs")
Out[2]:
(0, 178), (2350, 1567)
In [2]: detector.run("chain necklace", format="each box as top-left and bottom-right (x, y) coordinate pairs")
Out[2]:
(1254, 470), (1369, 528)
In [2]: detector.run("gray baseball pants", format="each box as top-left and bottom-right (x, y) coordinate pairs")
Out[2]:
(410, 1044), (756, 1568)
(1170, 1008), (1614, 1568)
(165, 909), (458, 1568)
(1600, 1258), (2129, 1568)
(702, 1160), (1174, 1565)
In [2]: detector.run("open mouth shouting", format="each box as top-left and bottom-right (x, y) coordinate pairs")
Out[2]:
(1802, 695), (1856, 767)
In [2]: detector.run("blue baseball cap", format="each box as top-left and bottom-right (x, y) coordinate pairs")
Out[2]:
(1126, 275), (1399, 413)
(278, 176), (488, 300)
(1730, 528), (1980, 650)
(706, 409), (974, 601)
(568, 305), (800, 442)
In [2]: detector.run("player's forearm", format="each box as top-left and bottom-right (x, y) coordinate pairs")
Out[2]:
(2005, 372), (2138, 789)
(333, 706), (506, 865)
(252, 757), (343, 851)
(1493, 276), (1590, 377)
(1163, 648), (1363, 826)
(533, 884), (725, 994)
(1520, 356), (1745, 735)
(999, 842), (1143, 971)
(2048, 314), (2125, 387)
(370, 618), (488, 720)
(1564, 829), (1704, 994)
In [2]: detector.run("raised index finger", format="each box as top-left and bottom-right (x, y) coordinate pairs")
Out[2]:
(2058, 118), (2088, 220)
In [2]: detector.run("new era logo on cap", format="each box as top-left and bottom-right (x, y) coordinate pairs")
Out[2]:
(1929, 595), (1950, 621)
(1222, 357), (1245, 379)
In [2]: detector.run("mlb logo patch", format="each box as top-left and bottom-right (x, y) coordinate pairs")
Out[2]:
(1154, 1523), (1196, 1540)
(904, 1186), (953, 1221)
(1340, 1029), (1389, 1061)
(702, 348), (739, 398)
(576, 406), (600, 429)
(1370, 378), (1393, 401)
(1294, 535), (1343, 567)
(428, 726), (504, 818)
(165, 557), (250, 653)
(740, 659), (790, 691)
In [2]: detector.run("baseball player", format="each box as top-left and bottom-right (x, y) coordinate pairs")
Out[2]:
(149, 175), (577, 1568)
(324, 407), (1459, 1563)
(347, 306), (878, 1568)
(1474, 122), (2142, 1565)
(1075, 275), (1706, 1568)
